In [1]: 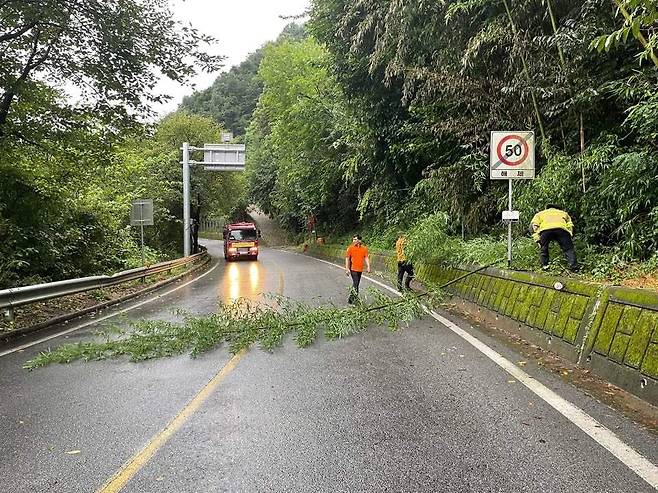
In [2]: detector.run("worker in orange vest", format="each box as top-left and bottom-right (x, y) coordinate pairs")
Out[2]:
(345, 235), (371, 304)
(530, 204), (577, 271)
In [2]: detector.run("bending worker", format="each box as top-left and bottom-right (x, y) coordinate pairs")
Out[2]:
(395, 232), (414, 291)
(529, 204), (577, 271)
(345, 235), (370, 304)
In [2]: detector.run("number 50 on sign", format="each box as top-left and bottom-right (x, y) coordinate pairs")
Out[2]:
(490, 131), (535, 180)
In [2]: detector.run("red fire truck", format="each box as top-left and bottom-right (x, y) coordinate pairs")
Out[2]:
(223, 222), (260, 261)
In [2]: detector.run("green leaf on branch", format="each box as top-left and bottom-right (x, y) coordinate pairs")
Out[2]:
(23, 289), (429, 370)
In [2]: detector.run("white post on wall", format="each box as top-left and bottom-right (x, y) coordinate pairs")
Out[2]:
(508, 179), (513, 268)
(182, 142), (191, 257)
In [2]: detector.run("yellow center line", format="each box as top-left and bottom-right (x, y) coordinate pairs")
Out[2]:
(97, 349), (247, 493)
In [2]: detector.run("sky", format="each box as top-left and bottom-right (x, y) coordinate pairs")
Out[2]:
(153, 0), (310, 116)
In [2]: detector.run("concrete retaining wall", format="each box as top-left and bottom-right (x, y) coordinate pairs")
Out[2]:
(307, 244), (658, 405)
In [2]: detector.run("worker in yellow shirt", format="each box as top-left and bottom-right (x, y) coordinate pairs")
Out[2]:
(395, 232), (414, 291)
(530, 204), (577, 271)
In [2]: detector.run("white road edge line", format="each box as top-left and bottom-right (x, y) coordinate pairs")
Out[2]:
(0, 261), (221, 358)
(297, 252), (658, 490)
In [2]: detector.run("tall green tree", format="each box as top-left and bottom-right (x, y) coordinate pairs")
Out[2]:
(0, 1), (229, 287)
(0, 0), (223, 142)
(246, 37), (359, 233)
(180, 23), (306, 136)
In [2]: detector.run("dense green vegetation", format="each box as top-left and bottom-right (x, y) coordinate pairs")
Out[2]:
(0, 1), (243, 288)
(3, 0), (658, 288)
(358, 212), (658, 282)
(180, 23), (306, 136)
(239, 0), (658, 277)
(246, 37), (361, 231)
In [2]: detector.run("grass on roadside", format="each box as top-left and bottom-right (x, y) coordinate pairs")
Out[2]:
(322, 212), (658, 286)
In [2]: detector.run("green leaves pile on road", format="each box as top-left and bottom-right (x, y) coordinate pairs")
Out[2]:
(23, 289), (428, 370)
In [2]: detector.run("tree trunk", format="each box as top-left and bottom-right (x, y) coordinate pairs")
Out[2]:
(0, 89), (16, 132)
(580, 113), (586, 193)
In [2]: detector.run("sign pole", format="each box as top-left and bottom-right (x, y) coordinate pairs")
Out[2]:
(130, 199), (153, 272)
(140, 220), (146, 282)
(183, 142), (191, 257)
(179, 141), (246, 257)
(490, 130), (535, 269)
(138, 201), (146, 267)
(508, 179), (513, 268)
(140, 222), (145, 267)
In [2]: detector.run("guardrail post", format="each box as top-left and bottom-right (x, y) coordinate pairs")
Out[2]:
(3, 307), (14, 323)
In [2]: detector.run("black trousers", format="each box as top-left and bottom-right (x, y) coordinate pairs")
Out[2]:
(539, 228), (577, 270)
(348, 270), (363, 302)
(397, 261), (414, 290)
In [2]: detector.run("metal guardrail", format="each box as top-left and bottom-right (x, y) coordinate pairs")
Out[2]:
(200, 219), (224, 231)
(0, 251), (208, 318)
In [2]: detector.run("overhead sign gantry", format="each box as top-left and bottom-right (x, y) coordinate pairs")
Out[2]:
(181, 142), (246, 256)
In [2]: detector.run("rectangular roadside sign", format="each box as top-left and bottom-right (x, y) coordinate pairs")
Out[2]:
(130, 199), (154, 226)
(490, 131), (535, 180)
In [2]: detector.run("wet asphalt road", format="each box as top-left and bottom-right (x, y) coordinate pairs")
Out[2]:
(0, 240), (656, 492)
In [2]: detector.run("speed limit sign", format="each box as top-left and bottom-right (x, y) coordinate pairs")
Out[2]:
(490, 131), (535, 180)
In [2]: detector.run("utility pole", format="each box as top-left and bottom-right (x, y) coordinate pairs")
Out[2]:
(182, 142), (191, 257)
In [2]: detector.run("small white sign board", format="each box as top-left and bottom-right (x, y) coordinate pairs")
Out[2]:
(131, 199), (153, 226)
(502, 210), (520, 222)
(490, 131), (535, 180)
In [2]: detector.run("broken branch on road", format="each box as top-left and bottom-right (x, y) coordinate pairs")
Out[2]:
(23, 288), (440, 369)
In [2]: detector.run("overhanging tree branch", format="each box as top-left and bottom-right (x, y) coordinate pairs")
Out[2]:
(0, 29), (43, 130)
(0, 20), (37, 43)
(0, 0), (224, 141)
(612, 0), (658, 68)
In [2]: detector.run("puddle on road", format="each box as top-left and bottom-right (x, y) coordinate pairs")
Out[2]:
(221, 261), (265, 302)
